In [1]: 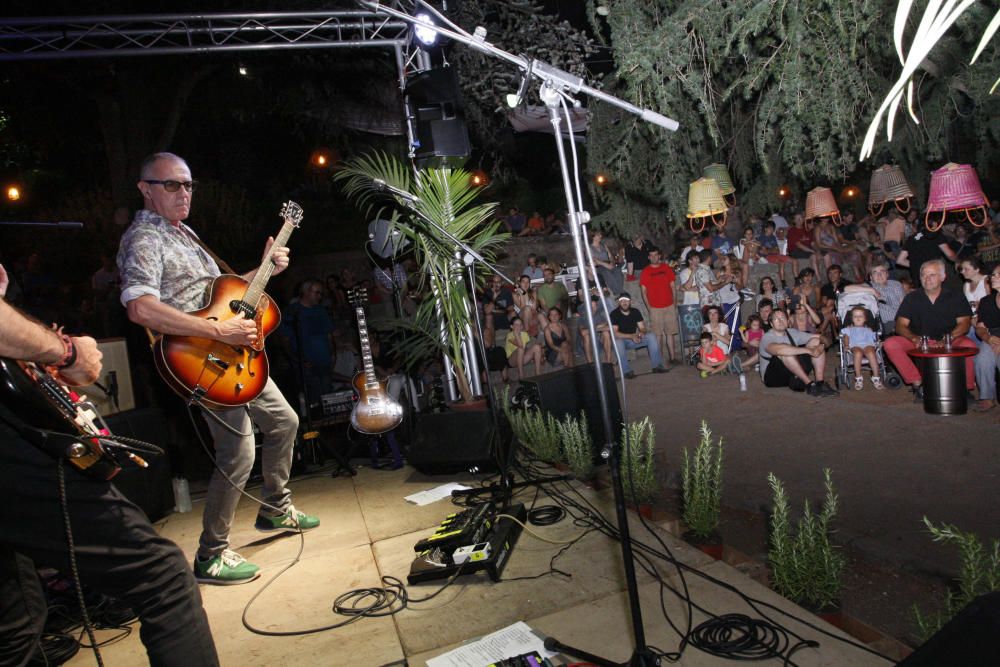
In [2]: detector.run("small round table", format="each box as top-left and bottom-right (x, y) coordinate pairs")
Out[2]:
(907, 346), (978, 415)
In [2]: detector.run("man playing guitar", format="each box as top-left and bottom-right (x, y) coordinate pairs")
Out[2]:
(117, 152), (319, 585)
(0, 265), (218, 665)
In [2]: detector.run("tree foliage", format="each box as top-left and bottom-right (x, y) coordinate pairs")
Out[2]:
(585, 0), (1000, 238)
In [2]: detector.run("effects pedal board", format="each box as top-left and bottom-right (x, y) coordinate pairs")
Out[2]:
(407, 503), (527, 585)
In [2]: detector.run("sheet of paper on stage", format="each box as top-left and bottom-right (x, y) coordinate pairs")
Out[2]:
(404, 483), (471, 506)
(426, 621), (556, 667)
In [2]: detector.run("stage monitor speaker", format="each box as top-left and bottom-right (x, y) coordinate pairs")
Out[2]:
(408, 409), (507, 475)
(516, 363), (623, 457)
(77, 338), (135, 416)
(898, 592), (1000, 666)
(405, 66), (470, 169)
(103, 408), (175, 522)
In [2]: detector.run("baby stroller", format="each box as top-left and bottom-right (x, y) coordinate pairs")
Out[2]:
(834, 292), (903, 390)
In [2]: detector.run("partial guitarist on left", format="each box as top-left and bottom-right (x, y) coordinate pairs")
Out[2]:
(117, 152), (320, 587)
(0, 267), (219, 665)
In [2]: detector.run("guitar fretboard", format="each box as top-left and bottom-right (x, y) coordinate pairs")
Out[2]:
(356, 306), (377, 386)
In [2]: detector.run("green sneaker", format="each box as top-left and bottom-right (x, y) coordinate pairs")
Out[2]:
(194, 549), (260, 585)
(254, 505), (320, 533)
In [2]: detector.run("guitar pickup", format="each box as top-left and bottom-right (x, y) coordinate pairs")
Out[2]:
(206, 354), (230, 370)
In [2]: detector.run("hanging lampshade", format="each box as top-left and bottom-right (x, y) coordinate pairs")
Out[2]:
(804, 187), (842, 225)
(686, 177), (728, 233)
(702, 163), (736, 205)
(925, 162), (989, 231)
(868, 164), (913, 214)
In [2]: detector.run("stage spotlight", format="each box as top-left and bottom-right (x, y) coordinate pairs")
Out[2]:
(6, 185), (21, 202)
(413, 13), (438, 47)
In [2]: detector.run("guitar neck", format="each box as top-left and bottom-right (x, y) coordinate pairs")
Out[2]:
(356, 306), (377, 385)
(244, 219), (296, 305)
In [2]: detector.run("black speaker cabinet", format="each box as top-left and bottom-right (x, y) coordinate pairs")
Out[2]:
(408, 409), (508, 475)
(104, 408), (175, 522)
(405, 66), (470, 169)
(899, 592), (1000, 666)
(517, 363), (623, 455)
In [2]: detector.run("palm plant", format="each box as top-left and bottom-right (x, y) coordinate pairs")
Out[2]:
(335, 151), (508, 403)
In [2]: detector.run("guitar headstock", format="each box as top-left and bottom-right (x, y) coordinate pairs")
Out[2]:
(347, 287), (369, 307)
(280, 201), (304, 228)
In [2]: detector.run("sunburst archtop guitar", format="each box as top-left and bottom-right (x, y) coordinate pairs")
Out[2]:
(348, 288), (404, 434)
(153, 201), (303, 409)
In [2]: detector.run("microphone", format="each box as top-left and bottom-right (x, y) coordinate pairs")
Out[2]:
(372, 179), (420, 203)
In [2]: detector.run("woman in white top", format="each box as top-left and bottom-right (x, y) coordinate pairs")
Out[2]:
(702, 305), (732, 354)
(959, 257), (990, 311)
(512, 274), (544, 337)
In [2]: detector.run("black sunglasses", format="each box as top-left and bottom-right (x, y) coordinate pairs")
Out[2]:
(144, 179), (197, 193)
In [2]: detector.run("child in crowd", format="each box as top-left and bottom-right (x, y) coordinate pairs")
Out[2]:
(842, 306), (883, 390)
(740, 314), (764, 370)
(696, 332), (729, 377)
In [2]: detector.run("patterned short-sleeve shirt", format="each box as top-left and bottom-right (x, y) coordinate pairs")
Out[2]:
(117, 209), (221, 312)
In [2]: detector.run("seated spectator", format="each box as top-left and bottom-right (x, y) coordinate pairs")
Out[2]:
(757, 299), (775, 332)
(504, 207), (528, 236)
(578, 294), (614, 364)
(610, 292), (668, 378)
(883, 259), (976, 401)
(758, 220), (792, 285)
(842, 306), (884, 390)
(522, 254), (544, 281)
(819, 264), (852, 337)
(505, 316), (543, 380)
(787, 214), (820, 276)
(879, 212), (906, 259)
(733, 226), (761, 287)
(759, 310), (839, 396)
(543, 307), (574, 368)
(972, 267), (1000, 411)
(709, 229), (733, 266)
(844, 261), (904, 335)
(624, 233), (655, 282)
(525, 211), (545, 235)
(482, 275), (515, 346)
(959, 257), (989, 313)
(757, 275), (788, 311)
(790, 299), (822, 336)
(896, 229), (957, 284)
(739, 313), (765, 370)
(679, 234), (705, 265)
(513, 274), (543, 337)
(696, 332), (730, 377)
(536, 267), (570, 319)
(702, 305), (732, 354)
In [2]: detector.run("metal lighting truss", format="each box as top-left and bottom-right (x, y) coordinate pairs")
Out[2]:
(0, 10), (413, 60)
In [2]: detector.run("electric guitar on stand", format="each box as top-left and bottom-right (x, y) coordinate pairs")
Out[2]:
(153, 201), (303, 409)
(347, 288), (404, 434)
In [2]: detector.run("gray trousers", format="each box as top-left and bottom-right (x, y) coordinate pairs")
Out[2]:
(975, 343), (1000, 401)
(198, 377), (298, 560)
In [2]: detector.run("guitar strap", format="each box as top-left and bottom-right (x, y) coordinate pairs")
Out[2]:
(143, 226), (238, 347)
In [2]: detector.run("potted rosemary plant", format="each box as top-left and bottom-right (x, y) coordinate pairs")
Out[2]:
(621, 417), (657, 516)
(502, 388), (563, 463)
(681, 421), (724, 559)
(558, 412), (594, 481)
(767, 468), (845, 622)
(336, 151), (508, 405)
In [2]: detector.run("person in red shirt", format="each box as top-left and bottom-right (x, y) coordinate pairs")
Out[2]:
(786, 213), (820, 277)
(639, 246), (679, 364)
(697, 331), (730, 376)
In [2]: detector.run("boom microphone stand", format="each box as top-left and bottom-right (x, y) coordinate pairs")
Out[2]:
(361, 3), (679, 664)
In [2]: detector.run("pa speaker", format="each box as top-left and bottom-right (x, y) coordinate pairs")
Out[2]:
(405, 66), (470, 169)
(899, 592), (1000, 666)
(516, 363), (622, 456)
(408, 409), (508, 475)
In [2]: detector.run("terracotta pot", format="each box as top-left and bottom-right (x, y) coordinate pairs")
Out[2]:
(634, 502), (654, 519)
(683, 530), (724, 560)
(803, 601), (844, 629)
